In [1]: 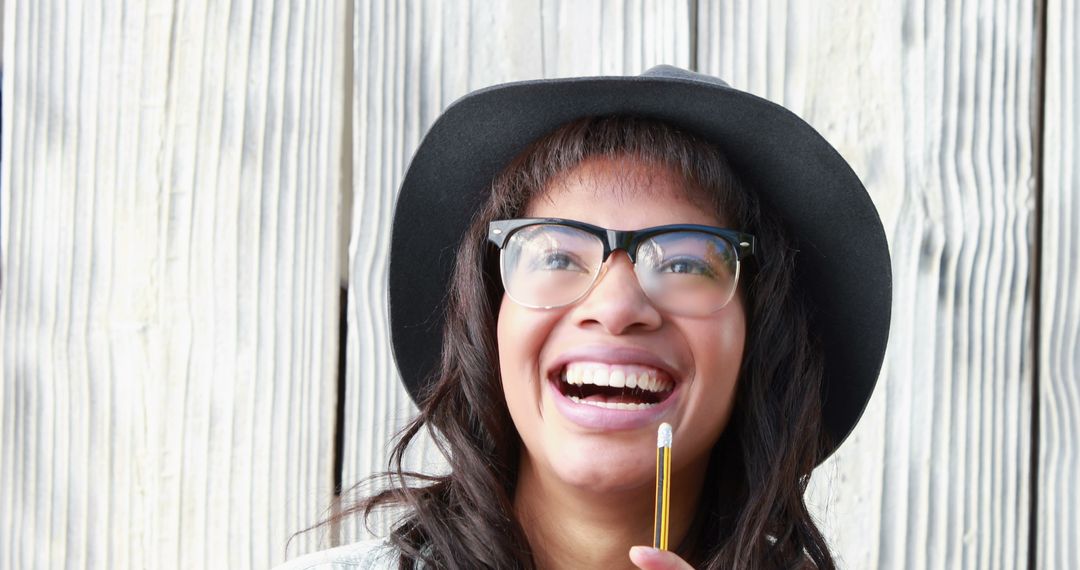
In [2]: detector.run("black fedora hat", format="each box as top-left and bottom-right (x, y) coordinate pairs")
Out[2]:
(388, 65), (891, 462)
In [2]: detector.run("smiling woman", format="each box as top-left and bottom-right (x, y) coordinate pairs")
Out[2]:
(278, 66), (891, 570)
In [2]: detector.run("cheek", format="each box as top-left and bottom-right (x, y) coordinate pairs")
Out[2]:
(683, 300), (746, 376)
(701, 320), (746, 373)
(682, 308), (747, 447)
(691, 330), (743, 411)
(709, 303), (747, 375)
(496, 296), (558, 410)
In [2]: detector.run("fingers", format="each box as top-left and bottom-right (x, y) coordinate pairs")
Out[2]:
(629, 546), (695, 570)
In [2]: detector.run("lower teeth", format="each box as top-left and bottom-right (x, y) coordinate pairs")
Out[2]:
(568, 396), (656, 410)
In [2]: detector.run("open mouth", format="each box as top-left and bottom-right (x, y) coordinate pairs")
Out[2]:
(553, 362), (675, 410)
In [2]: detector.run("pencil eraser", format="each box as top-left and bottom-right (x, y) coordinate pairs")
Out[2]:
(657, 423), (672, 447)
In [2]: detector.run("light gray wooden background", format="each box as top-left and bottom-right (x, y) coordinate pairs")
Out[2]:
(1, 1), (1076, 569)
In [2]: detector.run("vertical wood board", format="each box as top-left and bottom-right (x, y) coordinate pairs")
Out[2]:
(0, 1), (347, 568)
(1038, 0), (1080, 566)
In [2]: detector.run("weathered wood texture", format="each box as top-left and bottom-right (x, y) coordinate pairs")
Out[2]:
(0, 1), (346, 568)
(697, 0), (1037, 568)
(1039, 0), (1080, 567)
(344, 0), (693, 545)
(1, 0), (1068, 568)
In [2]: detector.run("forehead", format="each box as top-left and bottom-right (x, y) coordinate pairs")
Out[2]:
(525, 156), (723, 228)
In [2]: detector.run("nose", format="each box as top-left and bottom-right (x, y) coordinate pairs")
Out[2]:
(572, 251), (663, 334)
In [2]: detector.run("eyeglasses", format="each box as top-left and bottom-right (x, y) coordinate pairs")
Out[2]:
(488, 218), (756, 316)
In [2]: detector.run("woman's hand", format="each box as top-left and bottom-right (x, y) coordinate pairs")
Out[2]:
(629, 546), (695, 570)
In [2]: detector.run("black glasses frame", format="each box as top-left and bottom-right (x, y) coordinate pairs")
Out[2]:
(487, 218), (756, 262)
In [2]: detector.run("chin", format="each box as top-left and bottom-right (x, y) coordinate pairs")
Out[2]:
(550, 446), (656, 494)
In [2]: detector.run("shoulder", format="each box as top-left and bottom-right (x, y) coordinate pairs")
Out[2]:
(273, 538), (397, 570)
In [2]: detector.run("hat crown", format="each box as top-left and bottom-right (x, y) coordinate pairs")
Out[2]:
(641, 64), (731, 88)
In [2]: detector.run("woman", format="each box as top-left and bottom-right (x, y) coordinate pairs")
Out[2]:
(284, 66), (891, 569)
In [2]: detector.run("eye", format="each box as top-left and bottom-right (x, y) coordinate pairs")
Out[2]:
(533, 250), (587, 272)
(657, 256), (716, 278)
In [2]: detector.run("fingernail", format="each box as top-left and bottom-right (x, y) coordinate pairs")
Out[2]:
(630, 546), (661, 557)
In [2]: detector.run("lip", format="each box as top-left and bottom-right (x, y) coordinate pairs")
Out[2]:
(545, 345), (682, 431)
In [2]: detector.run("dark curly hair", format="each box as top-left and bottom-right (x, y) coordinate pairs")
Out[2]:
(328, 116), (835, 569)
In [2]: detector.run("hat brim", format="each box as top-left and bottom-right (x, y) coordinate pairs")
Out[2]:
(388, 67), (891, 463)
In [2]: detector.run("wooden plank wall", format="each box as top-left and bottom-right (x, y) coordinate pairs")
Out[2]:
(1039, 0), (1080, 566)
(0, 0), (1074, 568)
(0, 1), (346, 568)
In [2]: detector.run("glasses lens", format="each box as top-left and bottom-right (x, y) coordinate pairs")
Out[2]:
(635, 231), (740, 315)
(500, 224), (604, 308)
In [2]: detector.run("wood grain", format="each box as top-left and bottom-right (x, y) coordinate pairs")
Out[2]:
(1038, 0), (1079, 566)
(342, 0), (692, 547)
(699, 0), (1036, 567)
(0, 0), (1064, 568)
(0, 1), (347, 567)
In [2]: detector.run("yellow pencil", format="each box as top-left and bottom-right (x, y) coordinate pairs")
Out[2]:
(653, 422), (672, 550)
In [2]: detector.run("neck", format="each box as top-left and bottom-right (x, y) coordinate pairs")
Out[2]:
(514, 454), (708, 570)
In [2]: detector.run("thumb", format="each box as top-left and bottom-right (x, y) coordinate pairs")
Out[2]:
(629, 546), (695, 570)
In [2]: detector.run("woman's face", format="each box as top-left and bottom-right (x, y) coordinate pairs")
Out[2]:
(497, 156), (746, 494)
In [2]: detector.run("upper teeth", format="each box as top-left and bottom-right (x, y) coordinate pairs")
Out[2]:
(561, 362), (673, 393)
